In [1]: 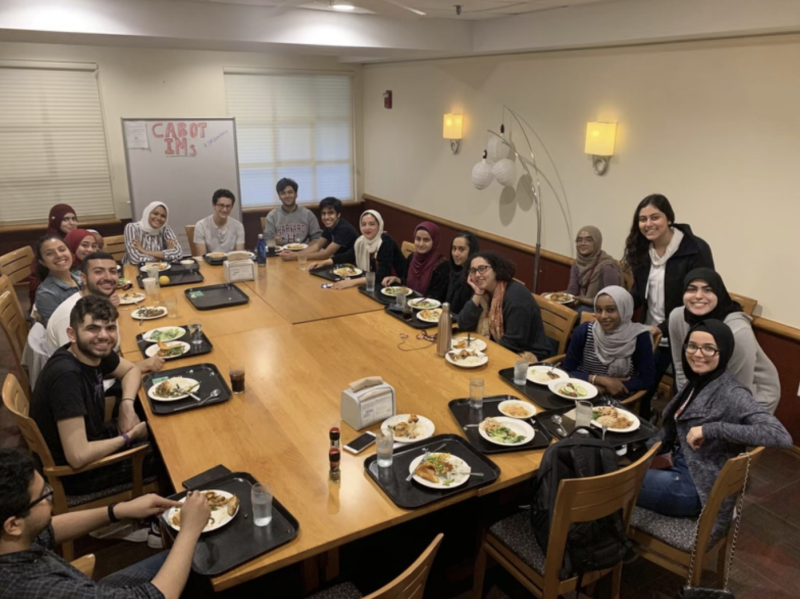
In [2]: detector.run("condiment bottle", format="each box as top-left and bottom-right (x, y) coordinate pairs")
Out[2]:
(329, 448), (341, 482)
(329, 427), (340, 449)
(436, 303), (452, 357)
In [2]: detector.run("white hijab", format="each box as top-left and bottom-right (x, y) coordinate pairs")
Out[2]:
(592, 285), (650, 377)
(139, 202), (169, 235)
(354, 209), (384, 272)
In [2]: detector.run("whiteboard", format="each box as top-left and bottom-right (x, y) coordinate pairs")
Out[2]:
(122, 118), (242, 256)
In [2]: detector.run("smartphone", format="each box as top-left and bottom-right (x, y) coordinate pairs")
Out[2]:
(321, 283), (333, 289)
(343, 431), (376, 454)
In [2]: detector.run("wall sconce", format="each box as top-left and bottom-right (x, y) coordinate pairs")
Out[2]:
(584, 122), (617, 175)
(443, 113), (463, 153)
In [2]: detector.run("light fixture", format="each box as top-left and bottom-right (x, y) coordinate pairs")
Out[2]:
(443, 113), (463, 153)
(472, 151), (494, 190)
(584, 122), (617, 176)
(331, 0), (356, 10)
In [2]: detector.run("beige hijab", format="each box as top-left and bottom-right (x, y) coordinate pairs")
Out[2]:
(575, 226), (622, 298)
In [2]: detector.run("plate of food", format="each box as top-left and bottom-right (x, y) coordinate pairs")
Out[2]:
(479, 417), (535, 446)
(281, 243), (308, 251)
(381, 414), (435, 443)
(119, 291), (146, 305)
(141, 326), (186, 343)
(497, 400), (537, 419)
(527, 364), (569, 385)
(548, 378), (598, 400)
(417, 308), (443, 323)
(544, 292), (575, 305)
(131, 306), (167, 320)
(145, 340), (191, 359)
(381, 286), (412, 297)
(445, 349), (488, 368)
(408, 453), (471, 489)
(332, 265), (363, 278)
(165, 490), (240, 533)
(451, 336), (487, 352)
(139, 262), (170, 272)
(407, 298), (441, 310)
(180, 259), (196, 266)
(147, 377), (200, 401)
(591, 406), (640, 433)
(117, 278), (133, 291)
(206, 252), (227, 261)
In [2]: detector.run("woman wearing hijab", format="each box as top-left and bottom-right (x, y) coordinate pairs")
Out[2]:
(383, 222), (450, 301)
(446, 231), (480, 316)
(308, 209), (406, 290)
(638, 320), (791, 532)
(669, 268), (780, 414)
(29, 204), (80, 305)
(123, 202), (182, 263)
(562, 286), (655, 403)
(565, 226), (624, 313)
(458, 251), (550, 362)
(64, 229), (100, 271)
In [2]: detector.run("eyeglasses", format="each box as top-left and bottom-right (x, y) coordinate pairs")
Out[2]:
(684, 342), (719, 358)
(3, 482), (54, 521)
(216, 204), (233, 211)
(467, 265), (492, 276)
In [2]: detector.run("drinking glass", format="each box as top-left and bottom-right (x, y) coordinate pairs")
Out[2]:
(266, 237), (276, 253)
(251, 482), (273, 527)
(365, 272), (376, 293)
(297, 255), (308, 271)
(395, 291), (407, 312)
(513, 360), (529, 385)
(469, 378), (485, 410)
(188, 320), (203, 345)
(376, 429), (393, 468)
(576, 400), (593, 428)
(163, 294), (178, 319)
(146, 265), (160, 281)
(142, 278), (160, 303)
(230, 363), (245, 394)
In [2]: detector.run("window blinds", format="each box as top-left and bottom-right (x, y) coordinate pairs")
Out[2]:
(224, 72), (354, 208)
(0, 65), (114, 225)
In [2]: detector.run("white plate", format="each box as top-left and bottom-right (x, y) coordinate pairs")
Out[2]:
(408, 453), (471, 489)
(118, 292), (146, 305)
(589, 407), (641, 433)
(205, 252), (228, 261)
(281, 243), (308, 251)
(332, 265), (363, 278)
(381, 414), (435, 443)
(180, 259), (196, 266)
(450, 336), (488, 352)
(165, 490), (239, 533)
(145, 341), (190, 359)
(544, 292), (575, 305)
(131, 306), (168, 320)
(548, 377), (598, 400)
(416, 308), (443, 323)
(147, 377), (200, 402)
(498, 400), (537, 419)
(479, 417), (535, 446)
(445, 349), (488, 368)
(527, 365), (569, 385)
(381, 286), (412, 297)
(407, 298), (441, 310)
(139, 262), (171, 272)
(141, 326), (187, 343)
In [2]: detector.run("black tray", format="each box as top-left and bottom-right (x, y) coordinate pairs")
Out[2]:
(383, 305), (444, 330)
(184, 283), (249, 310)
(310, 264), (364, 282)
(536, 405), (660, 447)
(357, 285), (420, 306)
(498, 367), (576, 411)
(135, 324), (213, 360)
(137, 262), (204, 288)
(161, 471), (299, 576)
(142, 363), (231, 415)
(363, 434), (500, 509)
(448, 397), (552, 454)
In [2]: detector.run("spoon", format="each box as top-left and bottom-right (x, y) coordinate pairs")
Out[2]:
(551, 415), (567, 437)
(453, 471), (485, 477)
(601, 423), (608, 441)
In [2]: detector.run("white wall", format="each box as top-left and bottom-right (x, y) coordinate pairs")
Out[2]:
(0, 41), (362, 219)
(362, 35), (800, 327)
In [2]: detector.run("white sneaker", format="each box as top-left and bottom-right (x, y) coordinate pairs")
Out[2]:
(147, 522), (163, 549)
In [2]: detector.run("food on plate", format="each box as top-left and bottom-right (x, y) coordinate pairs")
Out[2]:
(157, 341), (186, 358)
(117, 278), (132, 290)
(226, 495), (240, 516)
(120, 291), (145, 304)
(410, 299), (438, 309)
(454, 338), (471, 349)
(207, 252), (227, 259)
(530, 368), (563, 383)
(382, 286), (411, 296)
(388, 414), (421, 439)
(144, 262), (169, 271)
(147, 328), (184, 342)
(285, 243), (306, 251)
(135, 307), (166, 318)
(481, 418), (527, 444)
(548, 292), (574, 303)
(170, 491), (239, 529)
(158, 275), (170, 285)
(418, 308), (442, 322)
(556, 382), (588, 398)
(414, 453), (456, 485)
(152, 378), (198, 399)
(448, 349), (478, 362)
(332, 265), (361, 277)
(592, 406), (634, 429)
(501, 403), (533, 418)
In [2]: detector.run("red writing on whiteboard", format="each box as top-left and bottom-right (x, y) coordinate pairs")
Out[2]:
(151, 121), (207, 157)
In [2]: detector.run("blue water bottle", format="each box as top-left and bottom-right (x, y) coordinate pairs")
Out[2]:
(256, 234), (267, 268)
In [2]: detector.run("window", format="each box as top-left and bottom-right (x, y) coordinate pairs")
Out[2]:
(224, 71), (354, 208)
(0, 63), (114, 225)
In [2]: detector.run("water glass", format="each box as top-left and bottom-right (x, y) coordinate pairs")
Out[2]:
(146, 265), (160, 281)
(163, 294), (178, 319)
(513, 360), (529, 385)
(395, 291), (407, 312)
(230, 363), (245, 394)
(188, 320), (203, 345)
(251, 482), (273, 527)
(365, 272), (376, 293)
(469, 378), (485, 409)
(266, 237), (276, 252)
(376, 429), (393, 468)
(297, 255), (308, 271)
(576, 400), (593, 428)
(142, 278), (160, 302)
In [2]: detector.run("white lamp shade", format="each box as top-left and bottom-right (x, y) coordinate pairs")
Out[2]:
(472, 159), (494, 190)
(492, 158), (517, 187)
(487, 136), (509, 162)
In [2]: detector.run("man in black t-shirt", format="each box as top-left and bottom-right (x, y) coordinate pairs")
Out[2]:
(279, 196), (358, 262)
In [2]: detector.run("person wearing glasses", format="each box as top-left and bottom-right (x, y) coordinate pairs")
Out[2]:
(457, 251), (550, 362)
(637, 320), (791, 528)
(0, 448), (214, 599)
(193, 189), (246, 255)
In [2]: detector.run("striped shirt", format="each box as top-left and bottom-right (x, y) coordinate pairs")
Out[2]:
(123, 222), (183, 264)
(578, 322), (637, 379)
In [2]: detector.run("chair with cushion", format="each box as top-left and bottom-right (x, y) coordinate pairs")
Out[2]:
(472, 443), (660, 599)
(103, 235), (126, 263)
(307, 533), (443, 599)
(730, 292), (757, 316)
(630, 447), (764, 588)
(533, 294), (578, 357)
(184, 225), (199, 257)
(2, 373), (157, 561)
(401, 241), (415, 259)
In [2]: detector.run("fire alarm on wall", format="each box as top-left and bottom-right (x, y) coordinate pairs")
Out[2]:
(384, 90), (392, 109)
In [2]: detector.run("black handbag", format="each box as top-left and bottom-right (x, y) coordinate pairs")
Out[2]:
(675, 452), (752, 599)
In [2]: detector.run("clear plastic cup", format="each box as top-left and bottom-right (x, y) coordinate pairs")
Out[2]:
(297, 255), (308, 271)
(513, 360), (529, 385)
(376, 429), (393, 468)
(365, 272), (376, 293)
(251, 482), (273, 527)
(469, 378), (485, 409)
(163, 294), (178, 319)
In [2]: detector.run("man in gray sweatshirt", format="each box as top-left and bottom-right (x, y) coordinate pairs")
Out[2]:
(264, 178), (322, 245)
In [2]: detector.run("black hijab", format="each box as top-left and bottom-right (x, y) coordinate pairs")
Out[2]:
(680, 319), (736, 398)
(682, 268), (742, 326)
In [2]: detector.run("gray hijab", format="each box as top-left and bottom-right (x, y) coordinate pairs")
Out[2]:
(592, 285), (650, 377)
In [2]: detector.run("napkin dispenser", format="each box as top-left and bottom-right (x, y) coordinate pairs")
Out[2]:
(224, 259), (255, 283)
(341, 377), (396, 430)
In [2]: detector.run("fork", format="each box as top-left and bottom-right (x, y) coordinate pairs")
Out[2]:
(406, 442), (447, 481)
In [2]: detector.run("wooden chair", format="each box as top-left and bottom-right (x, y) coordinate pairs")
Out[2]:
(0, 274), (26, 332)
(631, 447), (764, 588)
(473, 443), (661, 599)
(307, 533), (443, 599)
(401, 241), (415, 259)
(103, 235), (126, 263)
(260, 216), (266, 231)
(0, 246), (34, 288)
(2, 374), (156, 561)
(72, 554), (96, 578)
(730, 292), (757, 316)
(533, 294), (578, 356)
(0, 290), (31, 393)
(184, 225), (200, 257)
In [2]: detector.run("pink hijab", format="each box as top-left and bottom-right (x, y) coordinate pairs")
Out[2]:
(64, 229), (97, 269)
(406, 221), (446, 295)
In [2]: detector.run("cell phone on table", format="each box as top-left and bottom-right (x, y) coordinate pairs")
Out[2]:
(343, 431), (376, 454)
